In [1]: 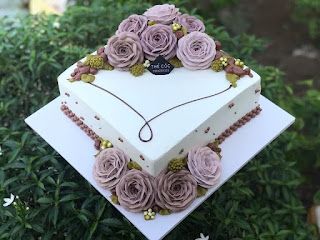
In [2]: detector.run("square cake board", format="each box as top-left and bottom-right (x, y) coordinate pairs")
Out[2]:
(25, 96), (294, 240)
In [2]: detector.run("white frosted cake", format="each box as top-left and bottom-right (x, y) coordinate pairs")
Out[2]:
(57, 4), (261, 216)
(58, 66), (260, 176)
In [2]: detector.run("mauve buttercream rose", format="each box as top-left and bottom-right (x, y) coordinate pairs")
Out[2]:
(177, 31), (216, 70)
(105, 32), (144, 70)
(116, 14), (148, 37)
(188, 147), (221, 188)
(93, 148), (129, 191)
(116, 169), (155, 212)
(155, 169), (197, 212)
(143, 4), (180, 25)
(140, 24), (177, 60)
(175, 14), (205, 33)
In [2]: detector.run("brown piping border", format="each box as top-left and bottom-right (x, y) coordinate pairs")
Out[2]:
(60, 104), (262, 148)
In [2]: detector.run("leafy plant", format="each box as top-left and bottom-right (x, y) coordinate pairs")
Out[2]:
(0, 0), (319, 239)
(293, 0), (320, 40)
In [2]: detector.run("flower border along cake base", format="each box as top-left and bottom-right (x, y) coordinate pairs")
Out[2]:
(25, 96), (294, 240)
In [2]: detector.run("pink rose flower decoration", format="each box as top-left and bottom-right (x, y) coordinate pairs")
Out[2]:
(105, 32), (144, 70)
(155, 169), (197, 212)
(116, 169), (155, 212)
(140, 24), (177, 61)
(175, 14), (205, 33)
(93, 148), (129, 191)
(116, 14), (148, 37)
(177, 31), (216, 70)
(187, 147), (221, 188)
(143, 4), (180, 25)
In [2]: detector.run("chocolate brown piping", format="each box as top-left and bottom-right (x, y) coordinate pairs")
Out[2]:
(215, 106), (262, 144)
(61, 105), (99, 142)
(88, 82), (233, 143)
(60, 104), (261, 154)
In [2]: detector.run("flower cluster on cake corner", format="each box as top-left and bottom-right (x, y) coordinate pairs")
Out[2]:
(58, 4), (263, 220)
(93, 144), (222, 219)
(69, 3), (253, 86)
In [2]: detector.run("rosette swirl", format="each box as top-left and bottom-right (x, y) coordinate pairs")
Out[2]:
(105, 32), (144, 70)
(175, 14), (205, 33)
(155, 169), (197, 212)
(143, 4), (180, 25)
(187, 147), (221, 188)
(116, 169), (155, 212)
(116, 14), (148, 37)
(140, 24), (177, 60)
(93, 148), (129, 191)
(177, 31), (216, 70)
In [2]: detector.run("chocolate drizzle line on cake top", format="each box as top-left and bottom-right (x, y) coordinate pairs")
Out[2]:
(88, 82), (232, 142)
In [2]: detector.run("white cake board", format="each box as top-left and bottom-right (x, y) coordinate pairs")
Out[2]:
(25, 96), (294, 240)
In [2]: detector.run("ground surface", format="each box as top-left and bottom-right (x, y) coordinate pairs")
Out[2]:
(219, 0), (320, 93)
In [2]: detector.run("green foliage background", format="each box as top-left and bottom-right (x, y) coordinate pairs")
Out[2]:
(0, 0), (319, 239)
(294, 0), (320, 41)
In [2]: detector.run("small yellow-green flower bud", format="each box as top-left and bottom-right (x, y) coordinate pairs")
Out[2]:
(84, 55), (104, 69)
(168, 158), (186, 172)
(211, 60), (224, 72)
(130, 64), (145, 77)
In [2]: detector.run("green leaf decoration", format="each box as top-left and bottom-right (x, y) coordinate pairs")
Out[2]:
(197, 186), (208, 197)
(159, 209), (171, 215)
(226, 73), (240, 87)
(103, 62), (114, 71)
(128, 161), (142, 170)
(81, 74), (95, 83)
(169, 57), (183, 68)
(111, 194), (119, 205)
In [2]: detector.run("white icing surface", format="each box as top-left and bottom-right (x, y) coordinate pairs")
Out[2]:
(58, 61), (261, 176)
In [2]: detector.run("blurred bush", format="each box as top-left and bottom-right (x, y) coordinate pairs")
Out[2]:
(293, 0), (320, 40)
(0, 0), (319, 239)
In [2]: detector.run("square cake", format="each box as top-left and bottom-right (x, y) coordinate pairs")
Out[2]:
(58, 66), (260, 176)
(57, 4), (261, 215)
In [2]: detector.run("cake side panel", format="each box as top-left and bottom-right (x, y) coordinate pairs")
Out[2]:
(152, 78), (261, 175)
(58, 78), (157, 175)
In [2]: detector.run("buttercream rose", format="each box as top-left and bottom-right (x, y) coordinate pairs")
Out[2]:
(105, 32), (144, 70)
(175, 14), (205, 33)
(155, 169), (197, 212)
(143, 4), (180, 25)
(177, 31), (216, 70)
(140, 24), (177, 60)
(116, 14), (148, 37)
(116, 169), (155, 212)
(93, 148), (129, 191)
(187, 147), (221, 188)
